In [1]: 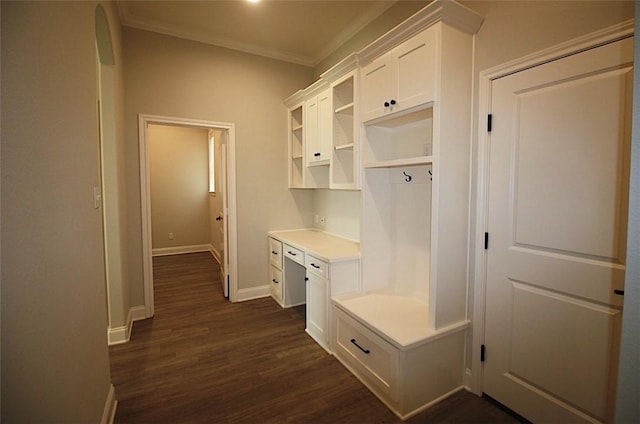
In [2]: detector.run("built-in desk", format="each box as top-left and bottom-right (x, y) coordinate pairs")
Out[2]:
(268, 229), (360, 352)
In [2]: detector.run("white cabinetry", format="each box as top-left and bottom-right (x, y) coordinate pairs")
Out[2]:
(305, 255), (328, 351)
(332, 1), (484, 419)
(286, 89), (329, 189)
(330, 70), (360, 189)
(284, 55), (360, 190)
(269, 230), (360, 352)
(287, 102), (305, 188)
(361, 26), (437, 123)
(269, 237), (283, 303)
(268, 236), (306, 308)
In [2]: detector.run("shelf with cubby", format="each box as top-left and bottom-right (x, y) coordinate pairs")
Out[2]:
(288, 102), (305, 188)
(330, 70), (359, 190)
(362, 106), (433, 170)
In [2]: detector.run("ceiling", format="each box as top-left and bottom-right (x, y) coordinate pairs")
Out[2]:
(117, 0), (400, 67)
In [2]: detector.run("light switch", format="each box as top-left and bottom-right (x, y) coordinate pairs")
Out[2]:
(93, 186), (102, 209)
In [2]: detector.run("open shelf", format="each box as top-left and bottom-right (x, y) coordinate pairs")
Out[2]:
(335, 103), (355, 114)
(365, 155), (433, 168)
(363, 106), (433, 167)
(331, 71), (359, 189)
(335, 143), (355, 151)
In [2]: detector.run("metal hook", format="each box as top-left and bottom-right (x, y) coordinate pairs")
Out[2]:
(403, 171), (412, 182)
(428, 170), (432, 181)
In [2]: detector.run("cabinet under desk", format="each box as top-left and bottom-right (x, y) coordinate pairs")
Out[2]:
(268, 229), (360, 352)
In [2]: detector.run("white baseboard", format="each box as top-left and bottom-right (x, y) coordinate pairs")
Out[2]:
(236, 285), (270, 302)
(101, 384), (117, 424)
(152, 244), (213, 257)
(209, 245), (221, 264)
(107, 305), (148, 346)
(463, 367), (473, 391)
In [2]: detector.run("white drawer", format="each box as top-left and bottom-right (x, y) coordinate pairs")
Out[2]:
(270, 265), (283, 303)
(284, 244), (304, 266)
(269, 237), (282, 269)
(305, 254), (328, 278)
(334, 306), (398, 401)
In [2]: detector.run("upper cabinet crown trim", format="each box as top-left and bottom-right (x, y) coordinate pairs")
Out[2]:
(358, 0), (484, 65)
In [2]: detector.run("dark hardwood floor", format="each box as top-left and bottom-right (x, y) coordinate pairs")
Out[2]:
(110, 252), (524, 423)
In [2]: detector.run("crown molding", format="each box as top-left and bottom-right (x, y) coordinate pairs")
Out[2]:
(358, 0), (484, 65)
(116, 0), (398, 68)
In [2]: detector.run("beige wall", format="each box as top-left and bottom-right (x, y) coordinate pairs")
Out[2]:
(460, 0), (634, 368)
(149, 125), (211, 250)
(123, 28), (314, 298)
(1, 1), (114, 421)
(98, 0), (130, 337)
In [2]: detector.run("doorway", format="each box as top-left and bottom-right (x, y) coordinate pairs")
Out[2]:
(139, 114), (238, 317)
(471, 23), (633, 423)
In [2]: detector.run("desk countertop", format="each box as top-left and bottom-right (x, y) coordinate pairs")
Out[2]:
(269, 229), (360, 263)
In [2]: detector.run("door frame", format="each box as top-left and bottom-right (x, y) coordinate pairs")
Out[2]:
(469, 20), (634, 395)
(138, 114), (239, 317)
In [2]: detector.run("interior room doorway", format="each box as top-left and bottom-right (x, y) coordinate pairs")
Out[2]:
(138, 114), (238, 317)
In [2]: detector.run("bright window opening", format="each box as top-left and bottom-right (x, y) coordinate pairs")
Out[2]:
(209, 132), (216, 193)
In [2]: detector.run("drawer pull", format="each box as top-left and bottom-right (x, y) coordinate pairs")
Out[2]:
(288, 251), (297, 256)
(272, 279), (279, 284)
(310, 263), (320, 269)
(614, 289), (624, 296)
(271, 250), (278, 255)
(350, 338), (370, 354)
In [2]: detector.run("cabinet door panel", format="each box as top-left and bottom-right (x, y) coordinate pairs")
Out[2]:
(395, 26), (437, 111)
(305, 97), (319, 166)
(317, 88), (332, 163)
(361, 52), (394, 122)
(306, 272), (327, 346)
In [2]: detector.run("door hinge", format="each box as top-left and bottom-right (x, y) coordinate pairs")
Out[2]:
(484, 232), (489, 250)
(481, 344), (486, 362)
(487, 114), (493, 132)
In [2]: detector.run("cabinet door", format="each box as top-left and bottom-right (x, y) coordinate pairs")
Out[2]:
(361, 52), (394, 122)
(306, 272), (327, 347)
(305, 97), (319, 166)
(394, 26), (437, 111)
(317, 88), (332, 163)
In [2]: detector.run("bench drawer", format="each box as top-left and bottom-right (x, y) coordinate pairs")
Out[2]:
(334, 307), (398, 401)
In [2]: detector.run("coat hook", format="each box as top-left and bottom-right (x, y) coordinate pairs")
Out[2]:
(428, 170), (432, 181)
(403, 171), (412, 182)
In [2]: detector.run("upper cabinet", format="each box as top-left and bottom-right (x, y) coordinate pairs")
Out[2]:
(361, 27), (437, 122)
(285, 55), (360, 190)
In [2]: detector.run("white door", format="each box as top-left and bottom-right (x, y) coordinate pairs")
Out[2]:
(220, 133), (230, 298)
(483, 37), (633, 423)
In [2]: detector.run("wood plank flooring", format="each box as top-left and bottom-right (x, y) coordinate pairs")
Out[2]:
(109, 252), (525, 423)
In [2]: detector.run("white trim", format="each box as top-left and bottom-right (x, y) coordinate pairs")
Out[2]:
(152, 244), (212, 257)
(138, 114), (239, 315)
(107, 306), (146, 346)
(100, 384), (117, 424)
(235, 285), (271, 302)
(469, 21), (634, 396)
(117, 2), (394, 67)
(209, 244), (222, 264)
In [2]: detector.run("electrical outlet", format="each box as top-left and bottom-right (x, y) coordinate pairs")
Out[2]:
(169, 232), (174, 240)
(319, 216), (326, 226)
